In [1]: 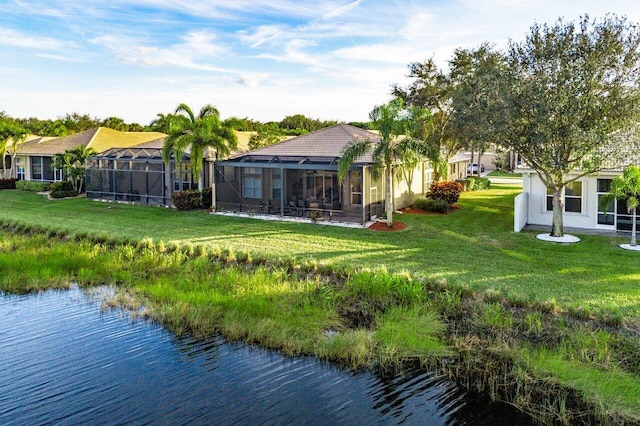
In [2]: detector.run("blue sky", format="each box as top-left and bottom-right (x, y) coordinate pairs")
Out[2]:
(1, 0), (640, 126)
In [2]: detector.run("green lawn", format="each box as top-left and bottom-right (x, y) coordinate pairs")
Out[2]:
(0, 186), (637, 315)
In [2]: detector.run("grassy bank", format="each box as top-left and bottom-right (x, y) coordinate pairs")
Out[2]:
(2, 187), (640, 423)
(0, 188), (637, 318)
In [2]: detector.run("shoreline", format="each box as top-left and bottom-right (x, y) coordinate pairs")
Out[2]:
(2, 226), (638, 425)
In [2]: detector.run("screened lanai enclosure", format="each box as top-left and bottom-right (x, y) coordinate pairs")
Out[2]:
(85, 147), (208, 206)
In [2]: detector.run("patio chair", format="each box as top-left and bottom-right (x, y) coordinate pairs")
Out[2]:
(268, 199), (281, 214)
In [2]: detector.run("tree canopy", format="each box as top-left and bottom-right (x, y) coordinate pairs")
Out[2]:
(162, 103), (238, 193)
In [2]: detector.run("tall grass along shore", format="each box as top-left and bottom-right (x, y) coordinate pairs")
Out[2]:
(1, 186), (639, 424)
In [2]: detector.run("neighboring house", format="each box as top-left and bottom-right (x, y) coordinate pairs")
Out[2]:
(514, 150), (640, 233)
(447, 152), (470, 181)
(14, 128), (166, 183)
(85, 131), (253, 206)
(214, 124), (435, 223)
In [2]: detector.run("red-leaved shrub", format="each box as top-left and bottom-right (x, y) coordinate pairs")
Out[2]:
(427, 181), (463, 205)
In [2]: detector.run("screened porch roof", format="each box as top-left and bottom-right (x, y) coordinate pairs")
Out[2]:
(216, 124), (380, 171)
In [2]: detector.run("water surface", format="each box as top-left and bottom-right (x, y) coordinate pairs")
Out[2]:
(0, 287), (532, 425)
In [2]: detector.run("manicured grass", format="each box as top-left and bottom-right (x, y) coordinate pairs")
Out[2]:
(0, 187), (636, 316)
(487, 170), (523, 178)
(3, 187), (640, 423)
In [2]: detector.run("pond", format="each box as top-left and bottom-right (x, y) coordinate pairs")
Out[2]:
(0, 287), (533, 425)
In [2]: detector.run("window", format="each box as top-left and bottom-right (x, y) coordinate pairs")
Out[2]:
(546, 181), (582, 213)
(242, 167), (262, 198)
(424, 170), (433, 192)
(597, 179), (615, 225)
(350, 170), (362, 205)
(271, 169), (281, 199)
(30, 156), (61, 181)
(16, 157), (25, 180)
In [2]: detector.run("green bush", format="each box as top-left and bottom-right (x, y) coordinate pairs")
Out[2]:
(50, 181), (74, 192)
(414, 198), (449, 213)
(16, 180), (51, 192)
(427, 181), (463, 205)
(172, 190), (202, 210)
(465, 177), (491, 191)
(474, 177), (491, 190)
(465, 177), (476, 191)
(50, 189), (79, 199)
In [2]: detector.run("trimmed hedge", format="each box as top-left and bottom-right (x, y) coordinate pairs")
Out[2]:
(171, 188), (214, 210)
(15, 180), (51, 192)
(50, 189), (79, 199)
(50, 181), (74, 192)
(427, 181), (463, 205)
(0, 179), (17, 190)
(172, 190), (202, 210)
(466, 177), (491, 191)
(415, 197), (450, 213)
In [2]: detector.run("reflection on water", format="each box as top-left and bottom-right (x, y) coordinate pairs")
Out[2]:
(0, 287), (532, 425)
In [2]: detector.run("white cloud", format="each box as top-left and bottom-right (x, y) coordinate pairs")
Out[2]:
(91, 30), (233, 72)
(0, 27), (64, 50)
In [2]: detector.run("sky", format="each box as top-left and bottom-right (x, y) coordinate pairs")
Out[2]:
(1, 1), (640, 126)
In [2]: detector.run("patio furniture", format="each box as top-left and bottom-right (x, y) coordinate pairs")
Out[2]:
(268, 199), (281, 214)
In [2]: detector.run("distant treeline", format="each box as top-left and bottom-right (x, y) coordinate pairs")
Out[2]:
(0, 111), (372, 139)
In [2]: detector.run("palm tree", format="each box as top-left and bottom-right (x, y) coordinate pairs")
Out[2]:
(599, 165), (640, 247)
(52, 145), (96, 192)
(338, 98), (429, 227)
(162, 103), (238, 193)
(0, 120), (28, 179)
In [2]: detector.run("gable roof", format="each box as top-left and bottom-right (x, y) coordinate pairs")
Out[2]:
(221, 124), (380, 167)
(16, 128), (167, 156)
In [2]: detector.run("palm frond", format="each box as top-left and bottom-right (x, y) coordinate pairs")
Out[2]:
(337, 139), (373, 183)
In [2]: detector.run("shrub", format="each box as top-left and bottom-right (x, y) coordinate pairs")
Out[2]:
(0, 178), (17, 190)
(16, 180), (50, 192)
(465, 177), (476, 191)
(474, 177), (491, 190)
(50, 181), (74, 192)
(427, 181), (463, 205)
(50, 189), (79, 199)
(414, 198), (449, 213)
(171, 190), (202, 210)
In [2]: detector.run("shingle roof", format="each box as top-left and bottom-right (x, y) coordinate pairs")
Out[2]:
(226, 124), (380, 164)
(17, 128), (167, 155)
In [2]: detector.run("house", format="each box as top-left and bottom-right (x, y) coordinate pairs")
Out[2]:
(14, 127), (166, 183)
(214, 124), (435, 223)
(514, 140), (640, 233)
(85, 131), (253, 206)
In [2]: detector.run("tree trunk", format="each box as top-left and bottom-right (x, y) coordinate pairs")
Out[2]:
(385, 168), (393, 227)
(477, 152), (483, 176)
(551, 186), (565, 237)
(632, 208), (637, 247)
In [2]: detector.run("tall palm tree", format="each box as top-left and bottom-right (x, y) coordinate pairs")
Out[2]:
(162, 103), (237, 192)
(338, 98), (429, 227)
(599, 165), (640, 247)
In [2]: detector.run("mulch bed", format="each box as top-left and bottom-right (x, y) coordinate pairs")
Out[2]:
(368, 221), (408, 232)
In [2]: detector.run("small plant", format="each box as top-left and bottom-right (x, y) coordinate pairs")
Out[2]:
(427, 181), (463, 205)
(523, 312), (543, 336)
(308, 210), (323, 222)
(482, 302), (514, 331)
(0, 178), (17, 190)
(414, 198), (449, 213)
